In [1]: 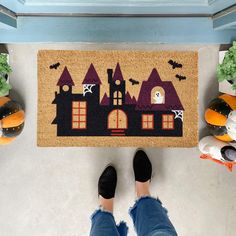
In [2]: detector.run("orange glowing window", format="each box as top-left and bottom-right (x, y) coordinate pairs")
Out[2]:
(162, 114), (174, 130)
(72, 101), (87, 129)
(142, 114), (154, 129)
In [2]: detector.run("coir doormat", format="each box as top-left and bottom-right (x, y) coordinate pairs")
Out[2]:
(38, 50), (198, 147)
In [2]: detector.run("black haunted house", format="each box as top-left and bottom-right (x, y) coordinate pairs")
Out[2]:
(52, 63), (184, 136)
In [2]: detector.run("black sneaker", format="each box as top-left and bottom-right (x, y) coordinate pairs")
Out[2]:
(98, 165), (117, 199)
(133, 149), (152, 182)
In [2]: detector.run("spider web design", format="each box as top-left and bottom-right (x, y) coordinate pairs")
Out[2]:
(83, 84), (95, 96)
(172, 110), (184, 122)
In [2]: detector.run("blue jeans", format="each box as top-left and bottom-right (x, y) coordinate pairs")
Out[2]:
(90, 196), (177, 236)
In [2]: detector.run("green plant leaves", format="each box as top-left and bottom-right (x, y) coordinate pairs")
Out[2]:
(0, 77), (11, 96)
(0, 54), (11, 77)
(232, 83), (236, 90)
(217, 42), (236, 88)
(0, 53), (12, 96)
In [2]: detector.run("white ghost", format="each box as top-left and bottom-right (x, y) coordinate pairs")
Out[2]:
(153, 91), (164, 104)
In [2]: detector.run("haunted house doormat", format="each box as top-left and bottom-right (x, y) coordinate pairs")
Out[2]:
(38, 50), (198, 147)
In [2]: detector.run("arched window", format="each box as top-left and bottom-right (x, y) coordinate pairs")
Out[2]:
(151, 86), (165, 104)
(113, 91), (122, 105)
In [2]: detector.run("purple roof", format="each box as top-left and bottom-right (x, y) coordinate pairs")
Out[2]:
(113, 63), (124, 81)
(132, 96), (137, 104)
(125, 92), (132, 104)
(136, 68), (184, 111)
(125, 92), (136, 105)
(57, 66), (75, 86)
(82, 63), (102, 85)
(100, 93), (109, 106)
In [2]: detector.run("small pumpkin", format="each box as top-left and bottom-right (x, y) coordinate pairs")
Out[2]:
(0, 97), (24, 145)
(205, 94), (236, 142)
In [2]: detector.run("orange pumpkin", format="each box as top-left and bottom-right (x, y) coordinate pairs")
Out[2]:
(0, 97), (25, 145)
(205, 94), (236, 142)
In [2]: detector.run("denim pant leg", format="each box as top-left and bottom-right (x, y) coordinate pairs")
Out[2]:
(90, 209), (128, 236)
(129, 196), (178, 236)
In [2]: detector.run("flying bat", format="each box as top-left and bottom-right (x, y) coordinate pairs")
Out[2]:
(175, 74), (186, 81)
(129, 78), (139, 85)
(168, 60), (182, 69)
(50, 62), (60, 70)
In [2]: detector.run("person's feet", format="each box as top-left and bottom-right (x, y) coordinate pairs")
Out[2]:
(97, 150), (152, 211)
(98, 165), (117, 212)
(133, 149), (152, 198)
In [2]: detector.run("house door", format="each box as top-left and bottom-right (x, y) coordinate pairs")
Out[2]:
(108, 109), (127, 129)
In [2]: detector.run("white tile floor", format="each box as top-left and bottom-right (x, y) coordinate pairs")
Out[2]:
(1, 44), (236, 236)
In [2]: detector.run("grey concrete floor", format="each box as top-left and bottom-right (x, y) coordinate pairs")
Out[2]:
(0, 44), (236, 236)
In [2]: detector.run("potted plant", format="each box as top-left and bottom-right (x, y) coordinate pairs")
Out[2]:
(0, 53), (11, 97)
(217, 41), (236, 95)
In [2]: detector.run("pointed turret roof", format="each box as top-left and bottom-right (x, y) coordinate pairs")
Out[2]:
(113, 63), (124, 81)
(132, 96), (137, 104)
(125, 92), (137, 105)
(100, 93), (109, 106)
(57, 66), (75, 86)
(82, 63), (101, 85)
(125, 92), (133, 104)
